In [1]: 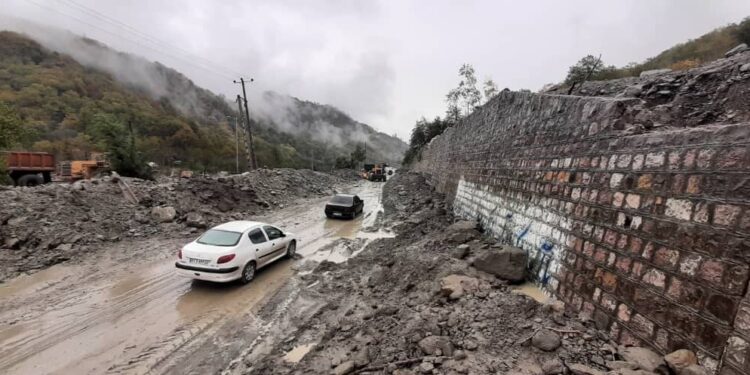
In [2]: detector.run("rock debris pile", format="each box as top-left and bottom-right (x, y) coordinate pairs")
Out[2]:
(247, 172), (711, 375)
(545, 45), (750, 129)
(0, 168), (346, 281)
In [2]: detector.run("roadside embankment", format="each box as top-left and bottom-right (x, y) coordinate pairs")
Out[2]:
(243, 171), (709, 375)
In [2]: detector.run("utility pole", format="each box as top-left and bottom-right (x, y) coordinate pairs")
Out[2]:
(234, 77), (258, 170)
(226, 115), (239, 174)
(236, 95), (254, 171)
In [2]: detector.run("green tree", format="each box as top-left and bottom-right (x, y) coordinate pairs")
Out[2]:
(0, 102), (26, 184)
(735, 17), (750, 45)
(335, 155), (353, 169)
(402, 117), (451, 165)
(565, 55), (604, 85)
(88, 113), (152, 179)
(349, 144), (366, 168)
(0, 101), (24, 149)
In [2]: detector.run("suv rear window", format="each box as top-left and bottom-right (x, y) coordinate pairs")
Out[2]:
(330, 195), (353, 204)
(248, 228), (267, 244)
(197, 229), (241, 246)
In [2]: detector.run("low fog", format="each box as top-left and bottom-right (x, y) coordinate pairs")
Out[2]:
(2, 16), (389, 150)
(2, 0), (750, 139)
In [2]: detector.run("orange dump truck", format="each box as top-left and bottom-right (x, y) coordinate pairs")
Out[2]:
(2, 151), (55, 186)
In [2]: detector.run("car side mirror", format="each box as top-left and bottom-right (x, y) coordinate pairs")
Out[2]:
(280, 233), (286, 237)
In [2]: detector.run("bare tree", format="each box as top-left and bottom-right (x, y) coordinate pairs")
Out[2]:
(445, 88), (462, 123)
(482, 78), (499, 103)
(458, 64), (481, 115)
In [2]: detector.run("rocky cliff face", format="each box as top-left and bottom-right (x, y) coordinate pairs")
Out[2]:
(414, 49), (750, 372)
(545, 46), (750, 128)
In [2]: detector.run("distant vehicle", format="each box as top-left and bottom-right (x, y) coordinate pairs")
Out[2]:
(58, 152), (110, 181)
(360, 163), (387, 181)
(325, 194), (364, 219)
(176, 221), (296, 284)
(2, 151), (55, 186)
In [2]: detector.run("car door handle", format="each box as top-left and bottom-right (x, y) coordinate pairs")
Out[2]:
(256, 248), (259, 251)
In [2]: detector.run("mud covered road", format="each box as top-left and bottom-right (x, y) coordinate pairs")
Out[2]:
(0, 180), (387, 375)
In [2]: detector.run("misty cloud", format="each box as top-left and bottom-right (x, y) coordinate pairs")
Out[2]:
(2, 0), (750, 139)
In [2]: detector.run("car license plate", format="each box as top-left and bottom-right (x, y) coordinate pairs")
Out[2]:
(189, 258), (210, 265)
(333, 212), (342, 217)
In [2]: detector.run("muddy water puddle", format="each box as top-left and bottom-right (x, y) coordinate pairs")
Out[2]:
(0, 247), (293, 375)
(264, 181), (393, 263)
(0, 263), (84, 298)
(512, 282), (550, 303)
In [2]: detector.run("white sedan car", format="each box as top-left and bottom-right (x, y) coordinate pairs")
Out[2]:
(176, 221), (296, 284)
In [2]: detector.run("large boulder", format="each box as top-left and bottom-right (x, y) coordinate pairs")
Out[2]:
(726, 43), (749, 57)
(541, 357), (565, 374)
(151, 206), (177, 223)
(568, 364), (604, 375)
(440, 274), (479, 300)
(445, 220), (480, 243)
(531, 329), (561, 351)
(417, 335), (454, 356)
(619, 346), (663, 372)
(677, 365), (710, 375)
(332, 360), (355, 375)
(185, 212), (207, 228)
(472, 245), (526, 282)
(446, 220), (478, 231)
(664, 350), (698, 374)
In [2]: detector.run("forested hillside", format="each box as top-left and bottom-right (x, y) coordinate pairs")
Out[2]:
(566, 17), (750, 82)
(0, 30), (406, 175)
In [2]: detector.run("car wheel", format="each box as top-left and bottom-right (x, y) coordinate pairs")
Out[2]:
(240, 261), (256, 284)
(286, 240), (296, 258)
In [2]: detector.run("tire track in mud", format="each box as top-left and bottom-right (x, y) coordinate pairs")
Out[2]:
(0, 268), (185, 372)
(220, 283), (302, 375)
(0, 181), (383, 374)
(105, 310), (223, 374)
(107, 198), (347, 374)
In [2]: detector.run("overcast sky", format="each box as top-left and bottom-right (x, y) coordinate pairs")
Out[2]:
(3, 0), (750, 139)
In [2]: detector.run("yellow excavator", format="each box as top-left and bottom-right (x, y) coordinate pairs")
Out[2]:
(58, 152), (110, 181)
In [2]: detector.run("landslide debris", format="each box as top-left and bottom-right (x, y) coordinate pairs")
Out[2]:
(545, 47), (750, 128)
(0, 168), (347, 281)
(246, 171), (713, 374)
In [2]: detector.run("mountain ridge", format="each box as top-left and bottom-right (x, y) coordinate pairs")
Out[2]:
(0, 26), (406, 171)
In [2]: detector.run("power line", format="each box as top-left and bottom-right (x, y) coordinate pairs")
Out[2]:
(23, 0), (237, 81)
(54, 0), (244, 78)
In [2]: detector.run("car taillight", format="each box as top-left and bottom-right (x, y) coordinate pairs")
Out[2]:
(217, 254), (236, 264)
(178, 249), (182, 259)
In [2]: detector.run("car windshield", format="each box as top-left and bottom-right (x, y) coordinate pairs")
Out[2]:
(330, 195), (353, 205)
(197, 229), (242, 246)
